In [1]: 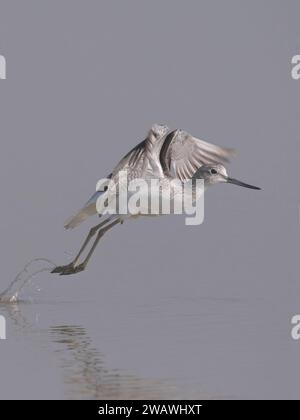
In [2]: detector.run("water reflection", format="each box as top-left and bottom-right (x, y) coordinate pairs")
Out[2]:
(51, 324), (175, 399)
(0, 302), (177, 399)
(0, 302), (35, 331)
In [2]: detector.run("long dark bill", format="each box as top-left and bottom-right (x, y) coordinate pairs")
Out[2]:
(226, 177), (261, 190)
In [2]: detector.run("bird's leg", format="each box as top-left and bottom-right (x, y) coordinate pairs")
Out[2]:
(65, 218), (121, 275)
(51, 217), (117, 274)
(57, 218), (121, 275)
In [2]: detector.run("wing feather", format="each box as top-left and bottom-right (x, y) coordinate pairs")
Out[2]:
(160, 129), (235, 181)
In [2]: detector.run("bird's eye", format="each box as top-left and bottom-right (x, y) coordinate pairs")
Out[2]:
(210, 168), (217, 175)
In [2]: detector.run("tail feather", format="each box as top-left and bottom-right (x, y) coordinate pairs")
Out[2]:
(64, 191), (104, 230)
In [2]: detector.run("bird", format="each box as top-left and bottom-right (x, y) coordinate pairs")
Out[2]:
(51, 124), (260, 275)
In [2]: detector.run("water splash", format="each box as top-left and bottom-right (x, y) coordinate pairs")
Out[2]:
(0, 258), (56, 303)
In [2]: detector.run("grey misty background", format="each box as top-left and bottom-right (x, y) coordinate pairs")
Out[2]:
(0, 0), (300, 399)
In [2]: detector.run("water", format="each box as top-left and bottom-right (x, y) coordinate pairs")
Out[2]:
(0, 262), (298, 400)
(0, 299), (212, 400)
(0, 263), (205, 399)
(0, 259), (56, 303)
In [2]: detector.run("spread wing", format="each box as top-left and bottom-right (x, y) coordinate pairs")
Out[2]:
(111, 139), (146, 179)
(111, 125), (169, 180)
(160, 129), (235, 181)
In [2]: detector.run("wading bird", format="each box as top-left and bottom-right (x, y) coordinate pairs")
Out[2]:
(52, 124), (260, 275)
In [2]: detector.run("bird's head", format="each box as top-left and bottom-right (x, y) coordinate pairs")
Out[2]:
(194, 163), (261, 190)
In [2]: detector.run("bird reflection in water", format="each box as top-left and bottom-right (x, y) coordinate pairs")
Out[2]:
(50, 324), (175, 400)
(0, 301), (177, 399)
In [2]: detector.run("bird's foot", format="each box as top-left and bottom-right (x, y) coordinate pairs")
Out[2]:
(52, 262), (86, 276)
(51, 262), (86, 275)
(62, 262), (86, 275)
(51, 262), (74, 274)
